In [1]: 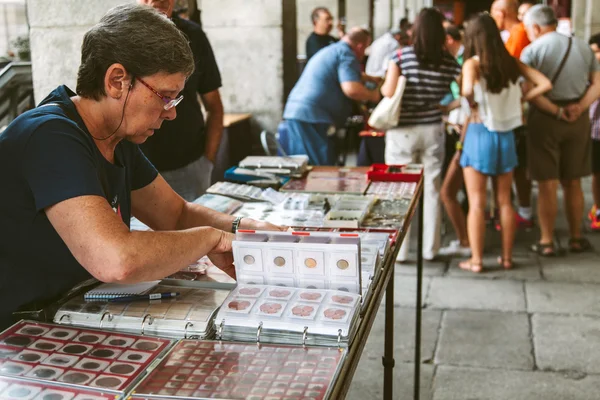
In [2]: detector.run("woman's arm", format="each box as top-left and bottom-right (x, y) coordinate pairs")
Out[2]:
(518, 60), (552, 102)
(461, 58), (478, 103)
(380, 60), (400, 98)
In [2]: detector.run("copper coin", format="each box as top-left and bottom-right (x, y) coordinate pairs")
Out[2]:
(109, 339), (127, 346)
(243, 255), (255, 265)
(269, 289), (291, 298)
(95, 377), (122, 388)
(273, 256), (286, 267)
(300, 292), (322, 301)
(61, 372), (90, 384)
(35, 342), (56, 351)
(78, 335), (99, 343)
(33, 368), (57, 378)
(136, 341), (159, 351)
(109, 364), (135, 375)
(227, 300), (251, 311)
(21, 327), (45, 336)
(43, 394), (64, 400)
(48, 356), (70, 365)
(292, 305), (314, 317)
(63, 345), (88, 354)
(336, 259), (350, 270)
(127, 353), (143, 361)
(304, 258), (317, 268)
(51, 331), (70, 338)
(332, 295), (354, 304)
(259, 303), (282, 314)
(90, 349), (114, 358)
(4, 336), (32, 347)
(82, 362), (101, 370)
(18, 353), (40, 362)
(323, 308), (347, 320)
(238, 287), (261, 296)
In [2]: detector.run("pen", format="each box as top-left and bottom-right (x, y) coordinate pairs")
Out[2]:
(109, 292), (180, 303)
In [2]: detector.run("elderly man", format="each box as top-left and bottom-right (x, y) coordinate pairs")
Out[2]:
(306, 7), (344, 61)
(0, 4), (279, 330)
(365, 25), (405, 79)
(284, 28), (381, 165)
(518, 1), (535, 21)
(521, 5), (600, 255)
(137, 0), (224, 202)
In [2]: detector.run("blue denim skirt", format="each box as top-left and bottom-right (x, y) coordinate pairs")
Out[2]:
(460, 123), (518, 175)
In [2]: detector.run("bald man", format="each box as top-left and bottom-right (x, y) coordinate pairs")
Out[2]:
(491, 0), (534, 229)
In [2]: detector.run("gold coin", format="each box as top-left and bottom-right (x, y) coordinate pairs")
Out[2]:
(304, 258), (317, 268)
(243, 255), (255, 265)
(274, 256), (286, 267)
(336, 259), (350, 270)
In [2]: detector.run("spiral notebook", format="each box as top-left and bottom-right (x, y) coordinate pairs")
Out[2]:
(83, 281), (160, 300)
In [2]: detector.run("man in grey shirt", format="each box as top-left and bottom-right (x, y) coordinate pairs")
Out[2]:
(521, 5), (600, 256)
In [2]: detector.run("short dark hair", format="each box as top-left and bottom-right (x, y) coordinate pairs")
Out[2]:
(311, 7), (330, 25)
(412, 8), (446, 67)
(76, 4), (195, 101)
(445, 25), (462, 41)
(589, 32), (600, 47)
(400, 17), (410, 29)
(464, 13), (520, 94)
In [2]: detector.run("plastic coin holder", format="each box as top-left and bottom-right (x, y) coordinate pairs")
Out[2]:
(90, 375), (127, 390)
(117, 350), (152, 364)
(265, 288), (294, 301)
(0, 362), (32, 376)
(26, 366), (64, 380)
(328, 293), (359, 307)
(329, 280), (360, 293)
(321, 306), (352, 323)
(298, 279), (326, 290)
(287, 302), (318, 320)
(232, 245), (264, 273)
(237, 274), (266, 285)
(41, 355), (79, 368)
(1, 382), (42, 399)
(224, 298), (256, 314)
(266, 248), (294, 274)
(298, 290), (325, 303)
(72, 358), (110, 373)
(101, 336), (134, 348)
(15, 326), (49, 338)
(73, 333), (107, 345)
(35, 388), (77, 400)
(29, 340), (61, 353)
(256, 300), (287, 318)
(296, 250), (325, 276)
(14, 350), (49, 364)
(266, 276), (295, 287)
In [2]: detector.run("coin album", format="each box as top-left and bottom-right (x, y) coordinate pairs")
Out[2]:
(213, 285), (361, 347)
(129, 340), (345, 400)
(0, 321), (172, 396)
(0, 375), (116, 400)
(53, 286), (230, 340)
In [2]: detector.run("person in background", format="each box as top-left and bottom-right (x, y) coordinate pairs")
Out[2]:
(521, 5), (600, 255)
(457, 13), (551, 272)
(587, 33), (600, 230)
(439, 25), (471, 258)
(137, 0), (224, 202)
(381, 8), (462, 262)
(306, 7), (345, 61)
(491, 0), (534, 230)
(518, 1), (535, 22)
(365, 25), (404, 79)
(284, 28), (381, 165)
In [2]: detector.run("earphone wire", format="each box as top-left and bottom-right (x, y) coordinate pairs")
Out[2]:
(89, 82), (132, 141)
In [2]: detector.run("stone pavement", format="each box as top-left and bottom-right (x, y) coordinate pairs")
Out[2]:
(347, 178), (600, 399)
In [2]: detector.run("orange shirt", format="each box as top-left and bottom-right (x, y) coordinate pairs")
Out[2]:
(505, 22), (530, 58)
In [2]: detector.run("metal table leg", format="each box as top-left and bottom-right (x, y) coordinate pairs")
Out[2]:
(383, 261), (395, 399)
(414, 195), (424, 400)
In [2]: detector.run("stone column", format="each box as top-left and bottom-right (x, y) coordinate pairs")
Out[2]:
(296, 0), (338, 55)
(374, 0), (393, 39)
(346, 0), (370, 31)
(572, 0), (600, 40)
(203, 0), (297, 132)
(27, 0), (129, 103)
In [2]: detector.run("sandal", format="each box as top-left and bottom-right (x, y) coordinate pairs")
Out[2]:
(458, 259), (483, 273)
(530, 242), (557, 257)
(497, 256), (513, 270)
(569, 237), (593, 253)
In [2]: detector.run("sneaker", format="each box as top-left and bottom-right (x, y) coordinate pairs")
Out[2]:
(590, 208), (600, 231)
(516, 213), (534, 229)
(589, 205), (597, 222)
(438, 240), (471, 257)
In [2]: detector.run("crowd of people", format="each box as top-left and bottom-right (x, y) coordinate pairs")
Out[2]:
(284, 1), (600, 271)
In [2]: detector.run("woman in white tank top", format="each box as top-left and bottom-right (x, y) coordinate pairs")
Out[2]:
(457, 13), (551, 273)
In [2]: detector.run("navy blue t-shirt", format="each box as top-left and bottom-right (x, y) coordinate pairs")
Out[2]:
(0, 85), (158, 329)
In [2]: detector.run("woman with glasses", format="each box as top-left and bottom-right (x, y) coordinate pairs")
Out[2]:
(0, 4), (282, 330)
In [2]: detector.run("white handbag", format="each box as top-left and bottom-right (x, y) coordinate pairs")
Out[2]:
(368, 74), (406, 130)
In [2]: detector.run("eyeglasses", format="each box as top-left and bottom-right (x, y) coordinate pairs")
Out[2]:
(135, 77), (184, 110)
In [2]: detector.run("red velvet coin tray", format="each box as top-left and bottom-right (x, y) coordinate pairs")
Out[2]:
(0, 375), (114, 400)
(0, 321), (173, 394)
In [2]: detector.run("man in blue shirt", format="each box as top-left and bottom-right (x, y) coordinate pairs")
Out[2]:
(284, 28), (381, 165)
